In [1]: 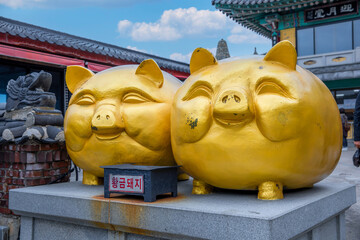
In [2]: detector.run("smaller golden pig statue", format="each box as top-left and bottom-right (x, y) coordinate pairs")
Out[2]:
(65, 60), (181, 185)
(171, 41), (342, 200)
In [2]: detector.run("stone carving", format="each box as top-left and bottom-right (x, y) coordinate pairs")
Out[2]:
(0, 71), (64, 144)
(215, 39), (230, 60)
(171, 41), (342, 200)
(64, 59), (182, 185)
(6, 71), (55, 111)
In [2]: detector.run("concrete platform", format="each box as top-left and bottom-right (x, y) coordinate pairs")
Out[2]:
(9, 180), (356, 240)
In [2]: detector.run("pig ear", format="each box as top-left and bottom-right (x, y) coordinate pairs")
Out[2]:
(135, 59), (164, 88)
(66, 66), (94, 93)
(190, 48), (217, 74)
(264, 40), (297, 70)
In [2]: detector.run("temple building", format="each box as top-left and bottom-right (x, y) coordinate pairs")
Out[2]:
(0, 17), (190, 114)
(213, 0), (360, 139)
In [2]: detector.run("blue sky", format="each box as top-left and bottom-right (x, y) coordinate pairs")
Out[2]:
(0, 0), (272, 63)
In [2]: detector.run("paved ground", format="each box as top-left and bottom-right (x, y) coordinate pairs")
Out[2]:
(324, 148), (360, 240)
(70, 150), (360, 239)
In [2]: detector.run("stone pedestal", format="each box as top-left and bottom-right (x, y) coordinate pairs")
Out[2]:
(9, 180), (356, 240)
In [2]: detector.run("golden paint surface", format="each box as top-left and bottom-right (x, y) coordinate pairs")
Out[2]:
(64, 60), (182, 184)
(171, 41), (342, 192)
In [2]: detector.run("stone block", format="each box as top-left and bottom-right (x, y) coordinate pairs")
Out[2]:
(9, 180), (356, 240)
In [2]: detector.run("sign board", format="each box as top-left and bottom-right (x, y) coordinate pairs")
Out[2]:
(305, 0), (358, 22)
(109, 174), (144, 193)
(102, 164), (179, 202)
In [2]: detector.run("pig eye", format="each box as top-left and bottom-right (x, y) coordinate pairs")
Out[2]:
(256, 81), (291, 98)
(182, 84), (213, 101)
(76, 95), (95, 105)
(123, 92), (153, 104)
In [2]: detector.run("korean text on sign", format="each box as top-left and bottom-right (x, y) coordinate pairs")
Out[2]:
(109, 175), (144, 193)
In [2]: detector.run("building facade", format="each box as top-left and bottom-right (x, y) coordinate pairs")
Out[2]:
(0, 17), (190, 113)
(213, 0), (360, 139)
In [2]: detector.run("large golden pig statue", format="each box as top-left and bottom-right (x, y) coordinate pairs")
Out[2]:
(171, 41), (342, 200)
(65, 60), (182, 185)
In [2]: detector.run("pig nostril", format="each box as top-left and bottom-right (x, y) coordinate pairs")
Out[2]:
(97, 115), (100, 120)
(222, 95), (228, 103)
(106, 115), (110, 120)
(234, 95), (240, 103)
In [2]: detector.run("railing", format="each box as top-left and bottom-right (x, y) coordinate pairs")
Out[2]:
(297, 47), (360, 69)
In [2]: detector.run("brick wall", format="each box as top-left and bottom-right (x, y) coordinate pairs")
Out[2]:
(0, 142), (71, 215)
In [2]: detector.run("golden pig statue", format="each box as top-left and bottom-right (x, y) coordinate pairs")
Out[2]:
(65, 59), (182, 185)
(171, 41), (342, 200)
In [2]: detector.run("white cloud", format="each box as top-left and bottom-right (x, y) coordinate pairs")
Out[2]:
(228, 26), (269, 44)
(118, 20), (133, 34)
(126, 46), (147, 53)
(170, 47), (216, 63)
(170, 52), (192, 63)
(0, 0), (44, 8)
(117, 7), (229, 42)
(0, 0), (158, 8)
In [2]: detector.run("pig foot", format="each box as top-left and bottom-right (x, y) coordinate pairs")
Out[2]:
(192, 179), (213, 194)
(83, 171), (103, 185)
(258, 181), (283, 200)
(177, 171), (189, 181)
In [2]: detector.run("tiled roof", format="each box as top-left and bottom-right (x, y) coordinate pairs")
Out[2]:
(0, 17), (189, 73)
(212, 0), (343, 38)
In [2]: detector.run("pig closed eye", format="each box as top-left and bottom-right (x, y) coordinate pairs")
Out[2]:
(75, 95), (95, 105)
(123, 92), (154, 104)
(182, 85), (213, 101)
(256, 81), (292, 99)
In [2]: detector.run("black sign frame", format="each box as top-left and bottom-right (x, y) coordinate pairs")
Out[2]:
(304, 0), (358, 22)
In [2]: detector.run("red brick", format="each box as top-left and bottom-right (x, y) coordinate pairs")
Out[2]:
(8, 185), (21, 190)
(53, 151), (61, 161)
(12, 163), (25, 170)
(50, 176), (59, 182)
(0, 184), (2, 191)
(46, 151), (53, 162)
(0, 177), (5, 183)
(13, 179), (24, 185)
(0, 207), (12, 215)
(52, 161), (69, 169)
(23, 170), (43, 178)
(5, 178), (12, 184)
(6, 170), (19, 178)
(38, 151), (53, 163)
(2, 184), (8, 192)
(39, 178), (51, 185)
(59, 168), (69, 175)
(20, 152), (27, 163)
(26, 163), (49, 171)
(4, 152), (10, 162)
(60, 150), (68, 161)
(14, 151), (20, 163)
(40, 144), (59, 151)
(44, 169), (59, 177)
(0, 163), (10, 168)
(21, 144), (39, 152)
(25, 179), (41, 186)
(2, 145), (9, 151)
(0, 152), (4, 161)
(0, 170), (5, 176)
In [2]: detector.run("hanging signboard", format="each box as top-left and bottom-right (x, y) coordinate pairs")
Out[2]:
(305, 0), (358, 22)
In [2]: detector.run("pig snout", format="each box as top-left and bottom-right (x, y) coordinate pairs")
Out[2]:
(91, 106), (124, 134)
(213, 88), (254, 125)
